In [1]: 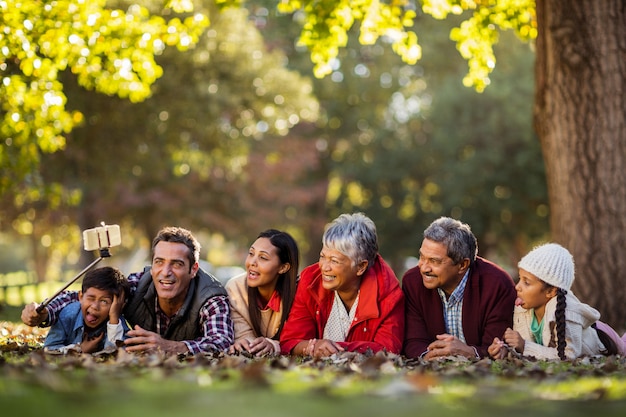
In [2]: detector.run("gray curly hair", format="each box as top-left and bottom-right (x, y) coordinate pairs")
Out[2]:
(322, 212), (378, 269)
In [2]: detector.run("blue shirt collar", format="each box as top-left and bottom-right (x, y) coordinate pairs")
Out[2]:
(438, 268), (470, 304)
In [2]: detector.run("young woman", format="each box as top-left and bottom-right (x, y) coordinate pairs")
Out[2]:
(226, 229), (299, 356)
(488, 243), (626, 360)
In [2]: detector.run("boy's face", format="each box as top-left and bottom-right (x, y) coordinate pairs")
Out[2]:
(79, 287), (114, 330)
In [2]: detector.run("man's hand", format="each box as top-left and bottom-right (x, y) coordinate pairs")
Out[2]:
(124, 325), (189, 354)
(424, 333), (476, 360)
(21, 302), (48, 326)
(488, 337), (507, 359)
(81, 331), (105, 354)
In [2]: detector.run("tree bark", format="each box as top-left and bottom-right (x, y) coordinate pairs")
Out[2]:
(534, 0), (626, 329)
(30, 233), (49, 283)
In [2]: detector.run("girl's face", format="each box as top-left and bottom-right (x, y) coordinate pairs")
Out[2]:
(515, 268), (557, 319)
(245, 237), (289, 296)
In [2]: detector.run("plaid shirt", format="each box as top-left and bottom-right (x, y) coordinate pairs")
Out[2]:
(437, 269), (470, 343)
(43, 269), (234, 355)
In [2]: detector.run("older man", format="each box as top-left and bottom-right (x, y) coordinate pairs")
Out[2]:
(402, 217), (516, 360)
(22, 226), (233, 355)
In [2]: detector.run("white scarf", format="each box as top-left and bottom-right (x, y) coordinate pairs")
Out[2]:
(323, 291), (360, 342)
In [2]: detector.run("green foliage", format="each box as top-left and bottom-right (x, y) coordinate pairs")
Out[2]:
(0, 0), (209, 196)
(233, 1), (545, 268)
(419, 29), (547, 261)
(443, 0), (536, 91)
(273, 0), (536, 92)
(1, 1), (320, 270)
(0, 0), (547, 276)
(31, 3), (320, 250)
(277, 0), (420, 77)
(284, 13), (545, 268)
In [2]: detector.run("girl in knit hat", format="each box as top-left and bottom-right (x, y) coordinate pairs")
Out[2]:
(488, 243), (626, 360)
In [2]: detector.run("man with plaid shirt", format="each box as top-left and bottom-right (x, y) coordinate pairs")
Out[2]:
(22, 227), (233, 355)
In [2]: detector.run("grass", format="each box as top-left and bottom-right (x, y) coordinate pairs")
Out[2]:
(2, 309), (626, 416)
(0, 304), (23, 323)
(2, 364), (626, 417)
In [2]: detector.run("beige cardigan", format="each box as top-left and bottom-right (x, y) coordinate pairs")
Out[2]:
(513, 291), (605, 359)
(225, 273), (282, 354)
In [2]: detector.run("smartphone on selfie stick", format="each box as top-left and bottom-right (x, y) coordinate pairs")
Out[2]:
(35, 223), (121, 314)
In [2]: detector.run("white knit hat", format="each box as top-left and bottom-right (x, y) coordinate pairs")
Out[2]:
(518, 243), (575, 290)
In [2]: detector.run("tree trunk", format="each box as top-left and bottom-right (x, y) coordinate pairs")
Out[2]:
(534, 0), (626, 329)
(30, 232), (49, 283)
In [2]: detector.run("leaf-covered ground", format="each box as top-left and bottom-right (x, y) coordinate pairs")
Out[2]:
(2, 321), (626, 417)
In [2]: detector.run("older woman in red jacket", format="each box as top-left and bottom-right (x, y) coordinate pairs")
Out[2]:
(280, 213), (404, 357)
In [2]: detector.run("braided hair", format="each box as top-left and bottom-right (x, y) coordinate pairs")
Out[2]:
(554, 288), (568, 360)
(552, 286), (618, 357)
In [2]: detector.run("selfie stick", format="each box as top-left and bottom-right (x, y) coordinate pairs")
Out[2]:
(35, 224), (120, 314)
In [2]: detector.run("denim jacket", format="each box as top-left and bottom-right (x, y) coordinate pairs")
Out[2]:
(43, 301), (130, 353)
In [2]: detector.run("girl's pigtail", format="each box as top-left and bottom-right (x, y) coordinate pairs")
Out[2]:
(555, 288), (568, 360)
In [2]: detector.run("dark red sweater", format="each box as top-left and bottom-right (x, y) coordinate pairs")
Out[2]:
(402, 257), (516, 358)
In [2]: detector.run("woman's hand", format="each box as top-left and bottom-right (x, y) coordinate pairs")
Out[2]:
(307, 338), (344, 358)
(229, 338), (251, 354)
(229, 337), (278, 356)
(247, 337), (278, 356)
